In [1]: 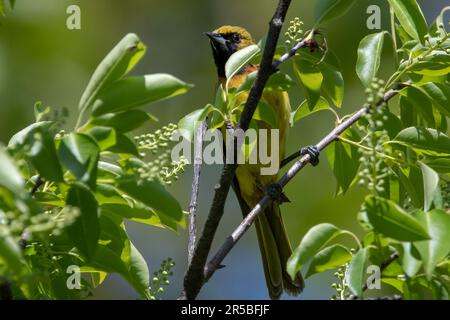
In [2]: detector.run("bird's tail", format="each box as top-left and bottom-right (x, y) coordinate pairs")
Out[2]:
(254, 203), (304, 299)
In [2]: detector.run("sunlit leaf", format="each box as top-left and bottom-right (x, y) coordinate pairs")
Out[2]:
(392, 127), (450, 156)
(0, 228), (26, 271)
(65, 182), (100, 260)
(79, 33), (147, 114)
(85, 110), (153, 133)
(306, 244), (352, 278)
(346, 247), (370, 297)
(356, 31), (387, 87)
(326, 129), (360, 194)
(388, 0), (428, 43)
(293, 58), (323, 109)
(92, 74), (193, 116)
(419, 162), (439, 212)
(225, 45), (260, 81)
(178, 104), (218, 141)
(291, 97), (333, 125)
(413, 210), (450, 279)
(58, 133), (100, 190)
(0, 146), (24, 194)
(117, 176), (184, 228)
(416, 83), (450, 117)
(287, 223), (342, 280)
(364, 195), (430, 241)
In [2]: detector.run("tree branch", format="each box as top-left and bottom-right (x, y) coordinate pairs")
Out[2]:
(181, 0), (293, 300)
(187, 121), (207, 266)
(30, 175), (43, 196)
(204, 83), (407, 281)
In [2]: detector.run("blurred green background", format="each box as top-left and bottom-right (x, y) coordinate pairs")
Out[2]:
(0, 0), (447, 299)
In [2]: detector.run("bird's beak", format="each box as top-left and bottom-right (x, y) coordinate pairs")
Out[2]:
(204, 32), (227, 47)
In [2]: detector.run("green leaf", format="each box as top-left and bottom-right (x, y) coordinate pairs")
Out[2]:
(58, 133), (100, 190)
(402, 243), (422, 277)
(128, 242), (150, 294)
(399, 87), (435, 127)
(65, 183), (100, 260)
(89, 244), (127, 275)
(306, 244), (352, 278)
(98, 161), (122, 180)
(225, 44), (260, 81)
(8, 121), (64, 182)
(0, 227), (25, 271)
(293, 58), (323, 109)
(0, 146), (24, 194)
(387, 0), (428, 43)
(89, 224), (149, 296)
(85, 126), (117, 151)
(92, 74), (193, 116)
(117, 176), (184, 228)
(356, 32), (387, 87)
(99, 215), (150, 294)
(89, 272), (107, 288)
(326, 129), (360, 194)
(79, 33), (147, 114)
(101, 203), (167, 229)
(382, 110), (403, 138)
(319, 53), (345, 108)
(85, 110), (152, 133)
(314, 0), (357, 25)
(416, 83), (450, 117)
(419, 162), (439, 212)
(346, 247), (370, 298)
(8, 121), (53, 148)
(407, 54), (450, 76)
(291, 97), (333, 124)
(382, 278), (405, 293)
(294, 51), (344, 108)
(287, 223), (342, 280)
(392, 127), (450, 156)
(238, 71), (296, 92)
(178, 105), (217, 141)
(364, 195), (430, 241)
(96, 184), (128, 205)
(413, 209), (450, 279)
(34, 192), (65, 207)
(253, 101), (277, 128)
(424, 158), (450, 174)
(107, 134), (139, 157)
(28, 131), (64, 181)
(394, 166), (424, 208)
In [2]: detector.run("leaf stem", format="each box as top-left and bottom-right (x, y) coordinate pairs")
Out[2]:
(338, 136), (399, 162)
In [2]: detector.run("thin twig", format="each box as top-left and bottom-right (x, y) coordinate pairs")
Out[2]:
(187, 121), (207, 265)
(180, 0), (294, 300)
(204, 84), (406, 281)
(30, 175), (43, 196)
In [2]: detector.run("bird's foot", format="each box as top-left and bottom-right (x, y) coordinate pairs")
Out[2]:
(300, 145), (320, 166)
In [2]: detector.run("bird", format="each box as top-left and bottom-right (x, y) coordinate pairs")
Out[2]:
(205, 25), (305, 299)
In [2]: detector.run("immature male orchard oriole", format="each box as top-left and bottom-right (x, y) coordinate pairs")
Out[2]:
(206, 26), (305, 299)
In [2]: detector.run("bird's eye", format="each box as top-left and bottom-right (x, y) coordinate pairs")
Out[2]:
(231, 33), (241, 43)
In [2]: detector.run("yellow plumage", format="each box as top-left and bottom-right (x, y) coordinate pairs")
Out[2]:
(207, 26), (304, 299)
